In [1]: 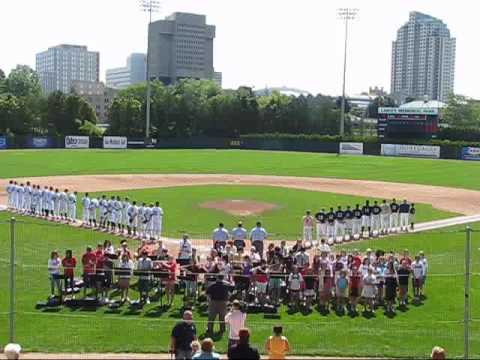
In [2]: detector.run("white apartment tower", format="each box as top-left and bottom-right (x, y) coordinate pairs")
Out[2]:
(391, 12), (456, 102)
(36, 44), (99, 94)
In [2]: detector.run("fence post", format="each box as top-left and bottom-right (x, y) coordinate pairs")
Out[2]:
(9, 217), (16, 344)
(464, 226), (472, 360)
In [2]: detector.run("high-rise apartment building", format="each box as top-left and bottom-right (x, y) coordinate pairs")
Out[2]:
(391, 11), (456, 103)
(106, 53), (147, 89)
(36, 44), (99, 94)
(71, 80), (118, 123)
(148, 12), (216, 85)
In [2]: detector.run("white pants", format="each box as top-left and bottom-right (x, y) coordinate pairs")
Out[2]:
(24, 195), (31, 212)
(7, 192), (13, 208)
(371, 215), (380, 232)
(17, 194), (23, 210)
(152, 219), (162, 238)
(400, 213), (409, 229)
(390, 213), (399, 230)
(83, 208), (89, 222)
(335, 221), (345, 238)
(361, 215), (371, 228)
(381, 214), (390, 231)
(352, 219), (362, 236)
(89, 208), (97, 222)
(327, 223), (335, 238)
(59, 201), (67, 215)
(54, 201), (60, 216)
(316, 223), (327, 241)
(110, 211), (117, 224)
(303, 226), (313, 242)
(69, 203), (76, 220)
(345, 219), (353, 235)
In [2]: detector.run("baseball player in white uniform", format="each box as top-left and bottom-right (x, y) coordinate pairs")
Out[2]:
(113, 196), (122, 233)
(107, 196), (116, 231)
(42, 186), (49, 217)
(11, 182), (18, 210)
(231, 222), (247, 250)
(137, 203), (146, 239)
(6, 181), (14, 209)
(59, 189), (68, 220)
(151, 201), (164, 240)
(121, 197), (130, 233)
(302, 210), (315, 244)
(380, 200), (391, 235)
(47, 187), (55, 218)
(68, 191), (77, 222)
(16, 183), (24, 212)
(143, 204), (153, 239)
(53, 189), (60, 219)
(81, 193), (90, 226)
(24, 181), (32, 214)
(89, 197), (99, 227)
(98, 195), (108, 228)
(32, 185), (40, 215)
(127, 201), (139, 236)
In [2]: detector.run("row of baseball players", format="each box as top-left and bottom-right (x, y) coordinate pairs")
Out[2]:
(5, 181), (164, 240)
(302, 199), (416, 243)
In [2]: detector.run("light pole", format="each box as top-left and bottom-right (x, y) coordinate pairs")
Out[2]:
(337, 8), (358, 137)
(140, 0), (160, 140)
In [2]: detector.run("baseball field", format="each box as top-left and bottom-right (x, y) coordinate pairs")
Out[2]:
(0, 149), (479, 358)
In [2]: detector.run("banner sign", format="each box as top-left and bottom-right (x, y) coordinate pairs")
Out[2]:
(103, 136), (127, 149)
(378, 107), (438, 115)
(29, 136), (52, 148)
(0, 136), (6, 149)
(461, 147), (480, 161)
(381, 144), (440, 159)
(65, 135), (89, 149)
(339, 142), (363, 155)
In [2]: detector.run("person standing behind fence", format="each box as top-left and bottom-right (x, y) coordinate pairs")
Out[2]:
(171, 310), (197, 360)
(302, 210), (314, 244)
(265, 326), (290, 360)
(250, 222), (268, 258)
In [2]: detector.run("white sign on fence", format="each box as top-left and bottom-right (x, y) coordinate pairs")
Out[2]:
(65, 136), (89, 149)
(339, 142), (364, 155)
(103, 136), (127, 149)
(381, 144), (440, 159)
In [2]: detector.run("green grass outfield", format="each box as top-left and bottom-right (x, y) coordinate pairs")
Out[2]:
(1, 149), (480, 190)
(0, 212), (479, 358)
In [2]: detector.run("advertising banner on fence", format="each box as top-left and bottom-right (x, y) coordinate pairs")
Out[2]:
(0, 136), (6, 149)
(339, 142), (363, 155)
(65, 135), (89, 149)
(29, 136), (52, 148)
(461, 147), (480, 161)
(103, 136), (127, 149)
(381, 144), (440, 159)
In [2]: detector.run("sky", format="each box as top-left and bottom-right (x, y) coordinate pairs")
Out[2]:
(1, 0), (478, 98)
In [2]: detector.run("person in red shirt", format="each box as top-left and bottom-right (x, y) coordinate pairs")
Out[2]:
(159, 255), (177, 306)
(400, 249), (412, 267)
(352, 250), (362, 271)
(81, 246), (97, 297)
(62, 249), (77, 296)
(349, 268), (362, 314)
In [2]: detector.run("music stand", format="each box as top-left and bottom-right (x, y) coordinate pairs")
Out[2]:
(153, 270), (170, 307)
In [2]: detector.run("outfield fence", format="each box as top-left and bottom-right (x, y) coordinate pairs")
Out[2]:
(1, 217), (480, 358)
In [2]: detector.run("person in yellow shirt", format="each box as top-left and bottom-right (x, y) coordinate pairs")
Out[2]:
(265, 326), (290, 360)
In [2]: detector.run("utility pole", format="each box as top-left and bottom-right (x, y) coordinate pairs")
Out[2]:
(140, 0), (160, 140)
(337, 8), (358, 137)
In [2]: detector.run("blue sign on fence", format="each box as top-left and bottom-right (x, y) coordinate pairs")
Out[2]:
(0, 136), (6, 149)
(28, 136), (51, 148)
(461, 147), (480, 161)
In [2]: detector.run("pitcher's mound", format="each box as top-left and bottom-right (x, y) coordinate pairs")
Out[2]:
(199, 199), (279, 216)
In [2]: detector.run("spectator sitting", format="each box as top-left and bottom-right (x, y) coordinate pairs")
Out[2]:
(265, 326), (290, 360)
(191, 340), (201, 357)
(228, 328), (260, 360)
(192, 338), (220, 360)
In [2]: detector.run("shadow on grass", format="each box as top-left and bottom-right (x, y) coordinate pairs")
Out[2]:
(144, 305), (169, 317)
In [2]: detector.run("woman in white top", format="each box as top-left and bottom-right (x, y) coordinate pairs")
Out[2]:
(362, 267), (377, 313)
(117, 254), (134, 303)
(48, 250), (62, 298)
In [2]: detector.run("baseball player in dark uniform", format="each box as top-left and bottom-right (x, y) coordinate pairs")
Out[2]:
(326, 207), (336, 243)
(409, 203), (416, 230)
(399, 200), (411, 232)
(344, 205), (353, 241)
(390, 199), (400, 232)
(352, 204), (362, 239)
(371, 201), (382, 237)
(335, 206), (345, 242)
(361, 200), (372, 238)
(315, 208), (327, 242)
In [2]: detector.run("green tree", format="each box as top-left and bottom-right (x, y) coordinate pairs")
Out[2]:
(442, 94), (476, 127)
(108, 96), (143, 136)
(367, 96), (396, 118)
(5, 65), (42, 98)
(0, 94), (21, 134)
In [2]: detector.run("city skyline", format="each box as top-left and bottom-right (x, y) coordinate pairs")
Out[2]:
(1, 0), (478, 98)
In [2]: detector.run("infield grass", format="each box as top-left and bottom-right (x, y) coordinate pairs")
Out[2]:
(1, 149), (480, 190)
(0, 212), (479, 358)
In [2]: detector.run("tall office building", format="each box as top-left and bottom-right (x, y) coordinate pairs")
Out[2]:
(106, 53), (147, 89)
(71, 81), (118, 123)
(148, 12), (216, 85)
(391, 11), (456, 103)
(36, 44), (99, 94)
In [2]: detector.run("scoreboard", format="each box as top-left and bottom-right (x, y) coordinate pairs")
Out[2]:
(377, 107), (439, 139)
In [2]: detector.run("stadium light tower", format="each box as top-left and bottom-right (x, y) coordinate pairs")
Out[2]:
(140, 0), (160, 139)
(337, 8), (358, 137)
